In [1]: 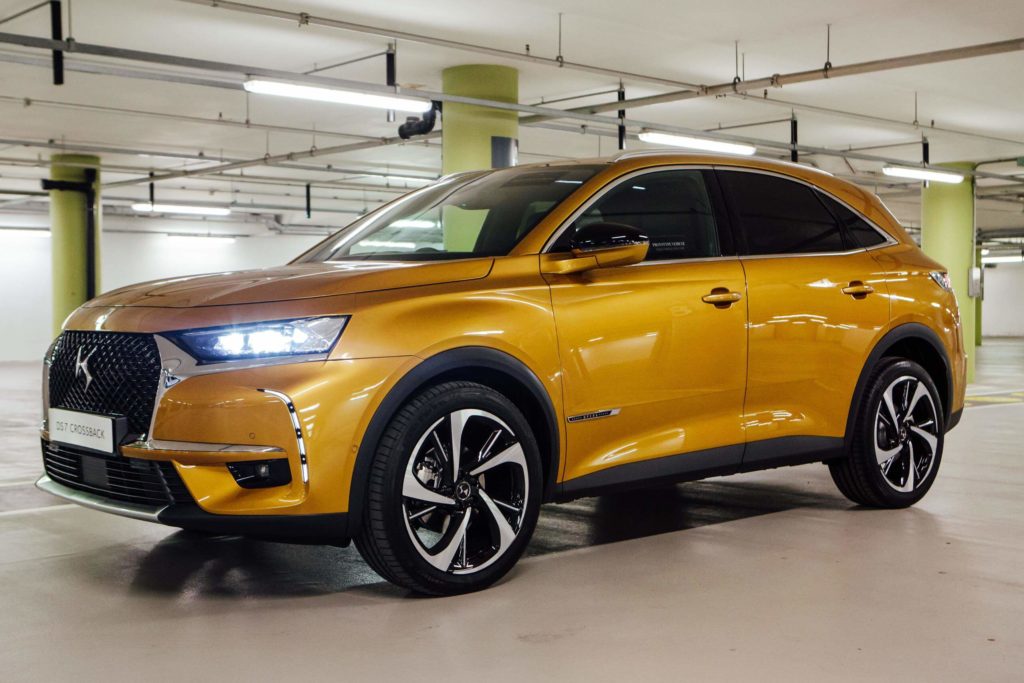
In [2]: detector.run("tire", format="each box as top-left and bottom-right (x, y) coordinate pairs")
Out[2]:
(354, 381), (543, 595)
(829, 358), (945, 508)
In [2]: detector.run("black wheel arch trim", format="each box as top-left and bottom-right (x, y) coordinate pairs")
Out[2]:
(347, 346), (561, 527)
(844, 323), (955, 449)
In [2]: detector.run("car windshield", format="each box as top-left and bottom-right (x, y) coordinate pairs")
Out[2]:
(296, 164), (605, 262)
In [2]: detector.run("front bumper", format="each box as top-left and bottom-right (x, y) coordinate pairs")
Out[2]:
(42, 345), (415, 525)
(36, 474), (351, 544)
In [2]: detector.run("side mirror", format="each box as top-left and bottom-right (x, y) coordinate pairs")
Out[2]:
(541, 222), (649, 275)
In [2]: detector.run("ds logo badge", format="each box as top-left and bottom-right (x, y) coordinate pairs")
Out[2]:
(75, 347), (96, 391)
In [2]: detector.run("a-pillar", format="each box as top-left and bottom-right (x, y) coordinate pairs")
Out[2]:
(440, 65), (518, 251)
(921, 162), (977, 382)
(48, 154), (101, 334)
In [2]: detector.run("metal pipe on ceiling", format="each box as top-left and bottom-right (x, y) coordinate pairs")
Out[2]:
(7, 46), (1021, 154)
(520, 36), (1024, 121)
(0, 135), (438, 185)
(0, 94), (378, 142)
(175, 0), (704, 91)
(2, 33), (1022, 185)
(104, 132), (443, 188)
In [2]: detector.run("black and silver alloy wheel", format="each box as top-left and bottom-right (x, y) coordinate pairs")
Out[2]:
(355, 381), (542, 595)
(874, 375), (939, 493)
(402, 409), (528, 574)
(829, 358), (945, 508)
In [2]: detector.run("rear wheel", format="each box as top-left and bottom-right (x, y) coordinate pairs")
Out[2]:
(829, 358), (944, 508)
(355, 381), (542, 595)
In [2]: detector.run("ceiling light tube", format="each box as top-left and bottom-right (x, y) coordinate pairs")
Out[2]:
(132, 203), (232, 216)
(244, 79), (432, 113)
(981, 254), (1024, 264)
(638, 131), (756, 156)
(882, 166), (964, 184)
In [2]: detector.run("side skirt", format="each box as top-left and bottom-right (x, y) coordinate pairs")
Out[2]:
(555, 436), (844, 501)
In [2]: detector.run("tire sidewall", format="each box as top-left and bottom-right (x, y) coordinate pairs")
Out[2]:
(858, 359), (945, 506)
(377, 384), (543, 593)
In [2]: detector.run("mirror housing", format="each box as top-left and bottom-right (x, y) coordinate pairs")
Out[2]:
(541, 222), (649, 275)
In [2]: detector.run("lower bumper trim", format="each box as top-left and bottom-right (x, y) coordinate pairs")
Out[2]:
(35, 475), (351, 545)
(35, 474), (166, 522)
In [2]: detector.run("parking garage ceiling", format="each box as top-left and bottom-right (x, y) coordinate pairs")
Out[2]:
(0, 0), (1023, 240)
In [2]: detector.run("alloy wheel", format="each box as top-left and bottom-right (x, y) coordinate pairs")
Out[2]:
(401, 409), (529, 574)
(873, 375), (940, 493)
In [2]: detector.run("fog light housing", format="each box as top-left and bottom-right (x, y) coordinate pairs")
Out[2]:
(226, 459), (292, 489)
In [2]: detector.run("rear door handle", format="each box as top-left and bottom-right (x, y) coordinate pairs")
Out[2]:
(702, 288), (743, 308)
(841, 281), (875, 299)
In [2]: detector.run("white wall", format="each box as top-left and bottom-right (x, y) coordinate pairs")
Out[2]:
(0, 226), (322, 361)
(982, 263), (1024, 338)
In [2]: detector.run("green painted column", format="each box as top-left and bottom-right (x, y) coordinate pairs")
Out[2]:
(49, 154), (101, 334)
(921, 162), (976, 382)
(441, 64), (518, 251)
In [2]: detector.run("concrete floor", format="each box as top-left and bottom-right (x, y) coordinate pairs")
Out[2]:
(2, 340), (1023, 681)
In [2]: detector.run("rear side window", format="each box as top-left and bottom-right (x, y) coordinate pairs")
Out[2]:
(717, 171), (846, 255)
(816, 192), (890, 248)
(553, 170), (721, 261)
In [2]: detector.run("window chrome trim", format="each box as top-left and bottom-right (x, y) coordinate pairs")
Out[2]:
(541, 163), (898, 261)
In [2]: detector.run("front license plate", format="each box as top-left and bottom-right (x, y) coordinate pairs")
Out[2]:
(49, 408), (115, 455)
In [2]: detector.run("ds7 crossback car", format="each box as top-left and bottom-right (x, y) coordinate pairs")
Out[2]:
(39, 152), (966, 595)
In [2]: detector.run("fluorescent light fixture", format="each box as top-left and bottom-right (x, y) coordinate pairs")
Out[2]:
(166, 235), (237, 245)
(981, 248), (991, 256)
(882, 166), (964, 184)
(244, 79), (431, 114)
(981, 254), (1024, 264)
(133, 203), (232, 216)
(0, 228), (50, 238)
(638, 131), (756, 156)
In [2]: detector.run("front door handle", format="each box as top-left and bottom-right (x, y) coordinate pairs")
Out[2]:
(702, 288), (743, 308)
(842, 281), (875, 299)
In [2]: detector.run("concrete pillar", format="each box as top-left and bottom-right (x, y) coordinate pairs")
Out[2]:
(440, 65), (518, 251)
(921, 162), (976, 382)
(48, 154), (101, 334)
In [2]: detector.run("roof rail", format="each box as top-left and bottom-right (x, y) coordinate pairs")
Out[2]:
(610, 148), (704, 161)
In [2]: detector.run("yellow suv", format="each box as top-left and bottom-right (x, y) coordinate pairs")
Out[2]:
(39, 152), (966, 594)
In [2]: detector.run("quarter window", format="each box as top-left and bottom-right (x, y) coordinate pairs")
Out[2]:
(816, 192), (889, 248)
(553, 170), (721, 261)
(718, 171), (847, 255)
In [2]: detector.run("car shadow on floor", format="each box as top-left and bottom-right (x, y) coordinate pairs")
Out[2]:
(122, 475), (850, 599)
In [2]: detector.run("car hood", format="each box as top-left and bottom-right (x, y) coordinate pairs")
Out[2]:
(85, 259), (495, 308)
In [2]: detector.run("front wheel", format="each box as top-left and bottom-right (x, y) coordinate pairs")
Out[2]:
(355, 381), (542, 595)
(829, 358), (945, 508)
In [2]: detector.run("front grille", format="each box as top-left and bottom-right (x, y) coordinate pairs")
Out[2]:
(49, 331), (161, 439)
(42, 441), (193, 507)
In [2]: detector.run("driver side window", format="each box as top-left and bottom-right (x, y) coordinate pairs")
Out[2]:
(553, 170), (721, 261)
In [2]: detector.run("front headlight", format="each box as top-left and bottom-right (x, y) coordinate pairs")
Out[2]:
(168, 316), (348, 364)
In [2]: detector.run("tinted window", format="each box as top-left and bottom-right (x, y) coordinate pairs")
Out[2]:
(553, 170), (721, 261)
(718, 171), (846, 255)
(816, 192), (889, 248)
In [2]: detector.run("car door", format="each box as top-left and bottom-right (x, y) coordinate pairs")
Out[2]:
(715, 169), (891, 465)
(543, 168), (749, 488)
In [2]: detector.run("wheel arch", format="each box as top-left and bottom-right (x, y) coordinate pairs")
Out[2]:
(844, 323), (953, 449)
(347, 346), (561, 528)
